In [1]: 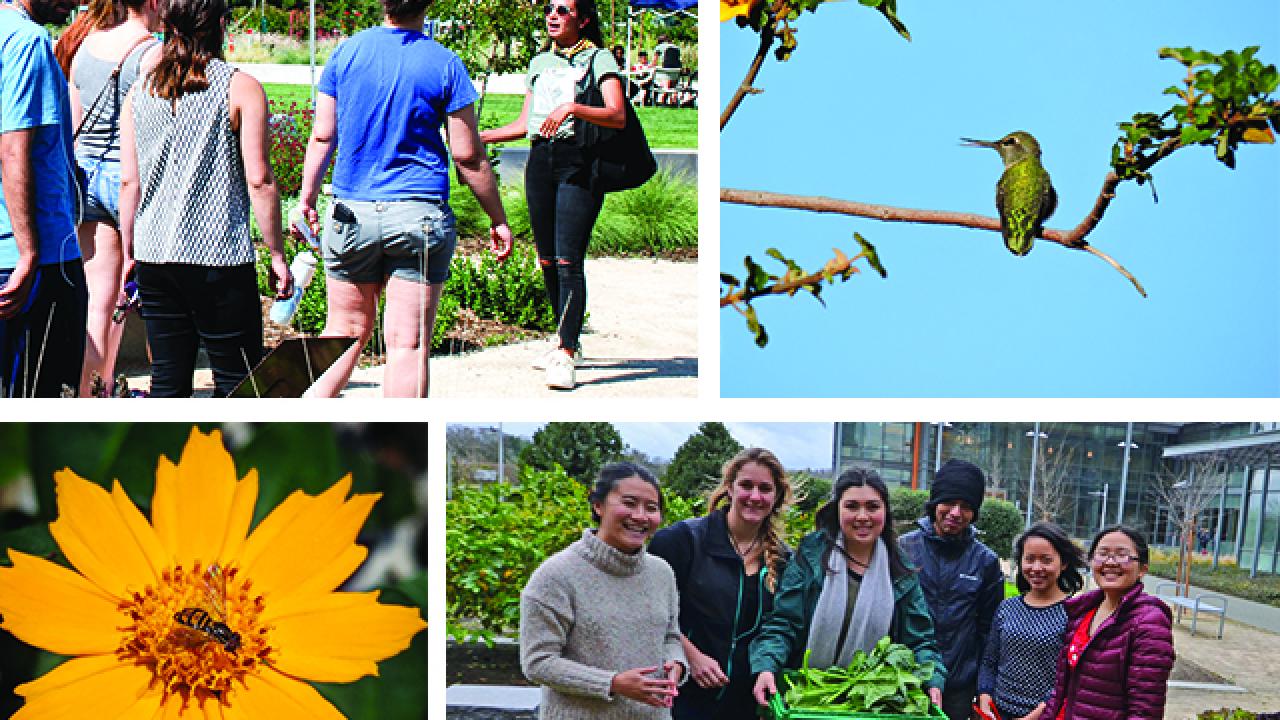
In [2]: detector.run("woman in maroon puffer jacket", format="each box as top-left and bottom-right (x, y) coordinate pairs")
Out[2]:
(1042, 525), (1174, 720)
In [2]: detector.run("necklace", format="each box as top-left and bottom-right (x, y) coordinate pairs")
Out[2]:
(726, 520), (760, 560)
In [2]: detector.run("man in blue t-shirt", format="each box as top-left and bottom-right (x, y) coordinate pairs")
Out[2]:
(295, 0), (512, 398)
(0, 0), (86, 397)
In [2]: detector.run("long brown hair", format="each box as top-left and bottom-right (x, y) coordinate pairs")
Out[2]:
(708, 447), (793, 592)
(148, 0), (225, 103)
(53, 0), (129, 77)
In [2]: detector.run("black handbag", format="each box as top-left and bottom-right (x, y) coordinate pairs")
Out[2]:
(575, 49), (657, 193)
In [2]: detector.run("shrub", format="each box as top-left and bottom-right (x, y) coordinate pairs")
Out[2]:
(445, 243), (554, 331)
(891, 487), (928, 535)
(267, 101), (315, 198)
(446, 465), (693, 639)
(975, 498), (1022, 560)
(591, 170), (698, 256)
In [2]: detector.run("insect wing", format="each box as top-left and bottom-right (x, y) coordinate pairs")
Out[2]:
(200, 564), (229, 622)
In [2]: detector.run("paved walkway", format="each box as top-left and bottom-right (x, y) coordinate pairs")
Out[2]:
(233, 62), (528, 93)
(1141, 575), (1280, 717)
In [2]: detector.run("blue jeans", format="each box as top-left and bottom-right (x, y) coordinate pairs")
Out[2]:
(0, 260), (88, 397)
(77, 155), (121, 225)
(525, 139), (604, 351)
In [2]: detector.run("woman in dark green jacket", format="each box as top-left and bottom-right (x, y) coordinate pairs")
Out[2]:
(750, 467), (946, 708)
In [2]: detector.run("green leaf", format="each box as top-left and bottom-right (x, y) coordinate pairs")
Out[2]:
(855, 233), (887, 278)
(0, 523), (58, 566)
(1180, 126), (1216, 145)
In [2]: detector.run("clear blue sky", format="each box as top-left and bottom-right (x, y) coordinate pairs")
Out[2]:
(720, 1), (1280, 397)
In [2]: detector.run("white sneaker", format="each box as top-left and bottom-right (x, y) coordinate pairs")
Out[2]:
(545, 351), (576, 390)
(532, 345), (583, 370)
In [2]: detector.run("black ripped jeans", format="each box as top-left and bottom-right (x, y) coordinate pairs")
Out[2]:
(524, 139), (604, 353)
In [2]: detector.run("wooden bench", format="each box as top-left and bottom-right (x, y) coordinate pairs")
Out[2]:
(1155, 582), (1227, 638)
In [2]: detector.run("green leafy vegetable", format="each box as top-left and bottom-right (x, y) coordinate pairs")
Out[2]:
(781, 637), (936, 715)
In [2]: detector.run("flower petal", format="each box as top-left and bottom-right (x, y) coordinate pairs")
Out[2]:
(151, 428), (259, 569)
(228, 668), (346, 720)
(13, 655), (160, 720)
(264, 591), (426, 683)
(0, 550), (122, 656)
(49, 471), (163, 597)
(238, 476), (379, 601)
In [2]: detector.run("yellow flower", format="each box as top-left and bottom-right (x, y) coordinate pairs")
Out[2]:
(0, 428), (426, 719)
(721, 0), (763, 21)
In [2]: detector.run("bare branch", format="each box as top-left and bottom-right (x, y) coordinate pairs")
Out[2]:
(721, 186), (1149, 297)
(721, 0), (790, 131)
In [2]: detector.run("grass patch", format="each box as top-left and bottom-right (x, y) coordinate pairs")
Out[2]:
(263, 86), (696, 149)
(478, 94), (696, 149)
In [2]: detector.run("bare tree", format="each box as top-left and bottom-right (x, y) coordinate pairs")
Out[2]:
(987, 445), (1016, 499)
(1149, 454), (1228, 600)
(1029, 428), (1077, 524)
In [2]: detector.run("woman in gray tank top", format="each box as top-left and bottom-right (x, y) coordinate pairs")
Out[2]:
(118, 0), (292, 397)
(66, 0), (160, 397)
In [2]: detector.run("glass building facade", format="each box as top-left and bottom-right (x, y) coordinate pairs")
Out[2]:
(832, 422), (1280, 574)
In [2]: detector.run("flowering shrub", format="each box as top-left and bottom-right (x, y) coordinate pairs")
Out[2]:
(268, 100), (315, 198)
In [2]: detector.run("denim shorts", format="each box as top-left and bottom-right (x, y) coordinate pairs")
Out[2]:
(77, 155), (120, 225)
(322, 197), (457, 284)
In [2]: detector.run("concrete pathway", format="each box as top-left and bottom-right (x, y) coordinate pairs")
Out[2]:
(1141, 576), (1280, 717)
(233, 63), (528, 93)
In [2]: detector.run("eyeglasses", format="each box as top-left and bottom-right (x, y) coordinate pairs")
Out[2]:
(545, 3), (574, 16)
(1091, 551), (1138, 565)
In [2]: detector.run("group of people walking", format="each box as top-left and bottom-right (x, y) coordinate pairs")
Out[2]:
(520, 452), (1176, 720)
(0, 0), (628, 397)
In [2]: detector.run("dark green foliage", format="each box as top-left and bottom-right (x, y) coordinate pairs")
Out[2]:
(446, 465), (695, 639)
(975, 498), (1022, 560)
(1112, 46), (1279, 189)
(518, 423), (626, 486)
(781, 638), (934, 715)
(1148, 558), (1280, 608)
(445, 243), (556, 332)
(663, 423), (743, 499)
(891, 487), (928, 535)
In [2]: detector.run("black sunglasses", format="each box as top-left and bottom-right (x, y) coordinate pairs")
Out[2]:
(545, 3), (574, 16)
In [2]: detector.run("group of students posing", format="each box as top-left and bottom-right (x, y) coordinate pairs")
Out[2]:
(0, 0), (625, 397)
(520, 452), (1176, 720)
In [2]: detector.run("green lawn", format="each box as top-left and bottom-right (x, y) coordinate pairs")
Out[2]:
(262, 84), (697, 149)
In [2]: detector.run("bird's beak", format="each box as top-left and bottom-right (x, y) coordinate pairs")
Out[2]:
(960, 137), (997, 149)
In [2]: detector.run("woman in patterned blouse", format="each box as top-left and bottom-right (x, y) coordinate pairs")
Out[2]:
(119, 0), (291, 397)
(977, 523), (1085, 720)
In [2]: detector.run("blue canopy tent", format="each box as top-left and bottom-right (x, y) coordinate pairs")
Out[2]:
(625, 0), (697, 81)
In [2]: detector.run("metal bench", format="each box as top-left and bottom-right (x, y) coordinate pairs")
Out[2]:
(1154, 582), (1227, 638)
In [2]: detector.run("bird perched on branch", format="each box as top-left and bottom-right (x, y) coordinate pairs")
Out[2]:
(961, 131), (1057, 256)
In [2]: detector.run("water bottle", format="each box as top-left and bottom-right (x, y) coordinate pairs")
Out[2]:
(288, 205), (320, 251)
(269, 251), (318, 326)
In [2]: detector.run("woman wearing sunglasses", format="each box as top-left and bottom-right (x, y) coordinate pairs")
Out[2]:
(480, 0), (626, 390)
(1041, 525), (1174, 720)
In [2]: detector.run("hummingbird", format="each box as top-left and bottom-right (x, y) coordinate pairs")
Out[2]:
(961, 131), (1057, 256)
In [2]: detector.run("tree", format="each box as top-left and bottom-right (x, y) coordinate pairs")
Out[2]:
(519, 422), (625, 486)
(1028, 428), (1076, 524)
(1149, 454), (1228, 600)
(663, 423), (743, 498)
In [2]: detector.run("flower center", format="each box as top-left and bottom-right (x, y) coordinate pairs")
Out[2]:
(117, 563), (273, 708)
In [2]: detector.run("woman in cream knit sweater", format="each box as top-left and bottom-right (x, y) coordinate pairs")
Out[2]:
(520, 462), (687, 719)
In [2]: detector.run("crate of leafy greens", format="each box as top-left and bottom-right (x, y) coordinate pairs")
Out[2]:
(765, 637), (946, 720)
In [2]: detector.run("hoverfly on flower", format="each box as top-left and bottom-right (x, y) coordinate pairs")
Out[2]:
(173, 563), (242, 654)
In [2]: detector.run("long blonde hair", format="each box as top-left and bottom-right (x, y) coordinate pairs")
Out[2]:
(708, 447), (793, 592)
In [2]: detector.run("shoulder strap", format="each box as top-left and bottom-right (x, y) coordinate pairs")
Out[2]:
(74, 34), (158, 141)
